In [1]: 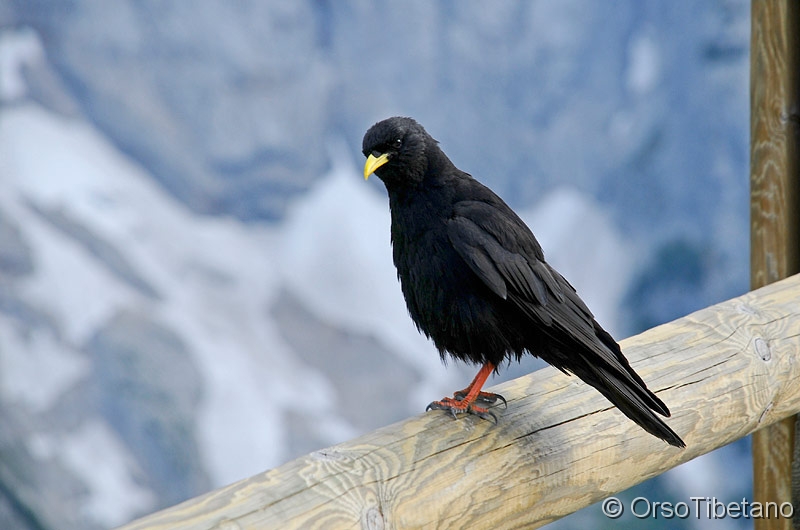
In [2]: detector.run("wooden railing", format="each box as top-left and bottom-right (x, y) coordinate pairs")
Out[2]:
(117, 273), (800, 529)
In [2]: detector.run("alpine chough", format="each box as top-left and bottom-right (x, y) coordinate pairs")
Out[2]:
(362, 116), (684, 448)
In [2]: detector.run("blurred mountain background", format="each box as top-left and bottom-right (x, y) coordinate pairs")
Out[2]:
(0, 1), (751, 528)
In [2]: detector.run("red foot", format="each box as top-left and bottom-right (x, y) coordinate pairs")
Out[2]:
(425, 363), (506, 423)
(427, 396), (497, 421)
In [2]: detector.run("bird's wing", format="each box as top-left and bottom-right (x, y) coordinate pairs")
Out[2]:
(446, 199), (641, 375)
(446, 199), (577, 313)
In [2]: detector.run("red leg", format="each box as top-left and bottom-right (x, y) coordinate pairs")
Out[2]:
(453, 364), (507, 406)
(426, 363), (507, 421)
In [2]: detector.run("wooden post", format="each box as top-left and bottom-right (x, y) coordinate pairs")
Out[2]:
(750, 1), (800, 528)
(117, 275), (800, 530)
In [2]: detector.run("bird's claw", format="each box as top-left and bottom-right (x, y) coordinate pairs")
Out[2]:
(468, 405), (498, 423)
(426, 397), (500, 423)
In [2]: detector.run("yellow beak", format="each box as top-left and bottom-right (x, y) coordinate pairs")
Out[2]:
(363, 153), (391, 180)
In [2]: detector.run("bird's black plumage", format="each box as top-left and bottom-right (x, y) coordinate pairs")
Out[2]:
(362, 116), (684, 448)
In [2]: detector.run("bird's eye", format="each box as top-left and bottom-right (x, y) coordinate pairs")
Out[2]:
(393, 138), (402, 149)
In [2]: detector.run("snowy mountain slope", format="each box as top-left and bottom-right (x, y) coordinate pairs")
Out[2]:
(0, 101), (351, 525)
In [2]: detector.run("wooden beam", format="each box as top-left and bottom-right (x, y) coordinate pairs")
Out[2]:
(750, 1), (800, 528)
(117, 274), (800, 530)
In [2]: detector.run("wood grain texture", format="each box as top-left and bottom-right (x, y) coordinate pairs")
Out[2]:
(750, 1), (800, 287)
(117, 274), (800, 530)
(750, 2), (800, 529)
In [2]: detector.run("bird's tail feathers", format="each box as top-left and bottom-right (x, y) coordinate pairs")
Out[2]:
(583, 362), (685, 448)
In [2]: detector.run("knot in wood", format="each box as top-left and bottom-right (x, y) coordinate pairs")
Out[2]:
(754, 337), (771, 362)
(362, 506), (385, 530)
(311, 448), (348, 462)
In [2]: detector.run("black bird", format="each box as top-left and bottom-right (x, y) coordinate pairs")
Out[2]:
(362, 116), (684, 448)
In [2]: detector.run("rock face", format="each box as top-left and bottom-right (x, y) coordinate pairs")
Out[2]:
(86, 310), (209, 508)
(0, 1), (751, 528)
(8, 1), (747, 236)
(11, 1), (332, 221)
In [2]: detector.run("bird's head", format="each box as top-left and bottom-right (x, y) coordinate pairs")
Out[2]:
(362, 117), (432, 187)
